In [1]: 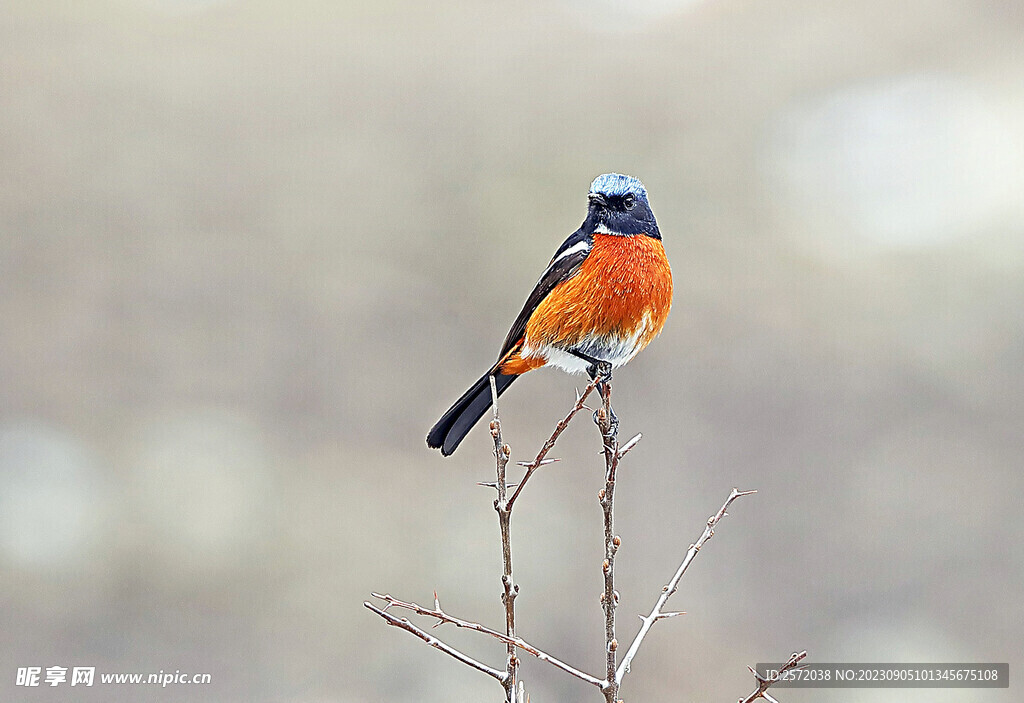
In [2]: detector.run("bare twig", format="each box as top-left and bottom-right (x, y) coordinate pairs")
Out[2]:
(490, 375), (519, 703)
(368, 592), (606, 688)
(363, 601), (507, 683)
(486, 375), (608, 701)
(738, 651), (808, 703)
(594, 379), (620, 703)
(506, 377), (600, 510)
(616, 488), (757, 684)
(371, 373), (802, 703)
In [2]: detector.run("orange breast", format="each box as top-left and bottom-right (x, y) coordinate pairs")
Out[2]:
(524, 233), (672, 355)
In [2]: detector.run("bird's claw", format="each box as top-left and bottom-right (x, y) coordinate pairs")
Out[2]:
(585, 360), (613, 383)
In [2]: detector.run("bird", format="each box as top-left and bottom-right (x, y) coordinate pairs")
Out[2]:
(427, 173), (673, 456)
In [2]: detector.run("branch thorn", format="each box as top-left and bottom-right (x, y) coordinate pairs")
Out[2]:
(516, 458), (559, 468)
(656, 611), (685, 620)
(477, 480), (519, 488)
(617, 433), (642, 458)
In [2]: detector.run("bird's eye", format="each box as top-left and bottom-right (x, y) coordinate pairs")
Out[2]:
(623, 194), (636, 210)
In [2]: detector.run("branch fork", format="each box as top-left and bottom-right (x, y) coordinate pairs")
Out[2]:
(366, 592), (605, 688)
(366, 376), (804, 703)
(739, 651), (808, 703)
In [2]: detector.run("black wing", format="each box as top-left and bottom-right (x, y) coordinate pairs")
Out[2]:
(498, 228), (593, 358)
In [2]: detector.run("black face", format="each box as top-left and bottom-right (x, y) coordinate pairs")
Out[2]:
(585, 192), (660, 239)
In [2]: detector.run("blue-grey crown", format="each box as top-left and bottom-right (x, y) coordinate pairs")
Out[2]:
(589, 173), (648, 201)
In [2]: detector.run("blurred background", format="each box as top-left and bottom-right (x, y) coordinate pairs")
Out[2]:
(1, 0), (1022, 701)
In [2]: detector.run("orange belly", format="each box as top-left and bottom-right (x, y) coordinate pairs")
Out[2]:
(501, 233), (672, 375)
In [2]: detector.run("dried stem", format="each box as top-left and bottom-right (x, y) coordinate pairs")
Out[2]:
(368, 592), (605, 688)
(506, 377), (600, 510)
(738, 651), (808, 703)
(616, 487), (757, 684)
(489, 375), (519, 703)
(363, 601), (507, 683)
(594, 380), (621, 703)
(369, 382), (605, 702)
(369, 376), (804, 703)
(489, 374), (602, 701)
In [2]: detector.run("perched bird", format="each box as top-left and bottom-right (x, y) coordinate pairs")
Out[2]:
(427, 173), (673, 456)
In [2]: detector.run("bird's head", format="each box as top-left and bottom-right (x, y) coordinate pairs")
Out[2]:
(585, 173), (660, 239)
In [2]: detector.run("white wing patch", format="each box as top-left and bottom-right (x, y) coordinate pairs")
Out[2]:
(553, 240), (590, 262)
(537, 239), (591, 284)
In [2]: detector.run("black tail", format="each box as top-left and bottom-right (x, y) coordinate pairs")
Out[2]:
(427, 370), (518, 456)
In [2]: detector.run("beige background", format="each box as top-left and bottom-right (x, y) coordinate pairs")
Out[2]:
(1, 1), (1022, 701)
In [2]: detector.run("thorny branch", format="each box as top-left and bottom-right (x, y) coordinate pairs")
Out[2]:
(738, 651), (808, 703)
(489, 374), (519, 703)
(365, 380), (602, 702)
(487, 373), (606, 701)
(363, 600), (507, 683)
(616, 487), (758, 685)
(368, 592), (605, 688)
(366, 381), (806, 703)
(506, 377), (600, 510)
(594, 379), (621, 703)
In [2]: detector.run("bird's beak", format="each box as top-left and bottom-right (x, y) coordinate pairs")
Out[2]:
(588, 193), (607, 207)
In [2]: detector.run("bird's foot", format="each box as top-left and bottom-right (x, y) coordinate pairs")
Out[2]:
(586, 360), (613, 385)
(595, 406), (618, 436)
(587, 361), (616, 435)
